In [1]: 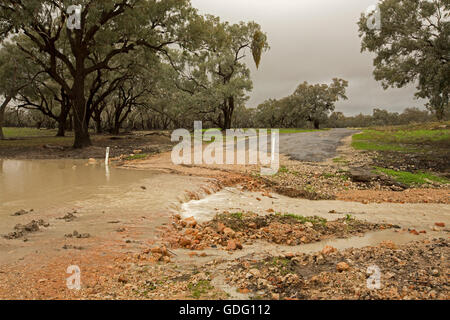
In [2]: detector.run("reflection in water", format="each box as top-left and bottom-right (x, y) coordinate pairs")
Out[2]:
(0, 159), (154, 216)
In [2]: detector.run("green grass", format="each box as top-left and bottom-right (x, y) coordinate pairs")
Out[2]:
(230, 212), (244, 220)
(374, 167), (450, 186)
(352, 124), (450, 153)
(187, 280), (214, 299)
(2, 127), (59, 138)
(269, 257), (290, 267)
(332, 157), (349, 164)
(281, 214), (327, 226)
(0, 127), (74, 148)
(278, 166), (290, 174)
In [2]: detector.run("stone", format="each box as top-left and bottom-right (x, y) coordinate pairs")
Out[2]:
(184, 217), (197, 228)
(379, 241), (397, 250)
(348, 168), (377, 183)
(216, 222), (226, 233)
(179, 237), (192, 247)
(223, 227), (236, 237)
(336, 262), (350, 272)
(226, 239), (237, 251)
(321, 246), (337, 255)
(249, 269), (261, 278)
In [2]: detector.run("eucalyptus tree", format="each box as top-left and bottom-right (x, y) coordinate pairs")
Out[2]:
(0, 0), (198, 147)
(255, 99), (282, 128)
(168, 15), (269, 130)
(288, 79), (348, 129)
(358, 0), (449, 120)
(0, 41), (38, 139)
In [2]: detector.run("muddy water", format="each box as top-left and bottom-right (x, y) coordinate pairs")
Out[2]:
(0, 159), (211, 264)
(180, 188), (450, 230)
(0, 159), (162, 216)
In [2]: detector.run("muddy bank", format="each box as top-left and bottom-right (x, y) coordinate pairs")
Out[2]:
(0, 132), (172, 160)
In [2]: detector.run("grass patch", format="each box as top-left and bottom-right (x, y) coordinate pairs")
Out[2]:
(278, 166), (290, 174)
(375, 167), (450, 186)
(2, 127), (59, 138)
(282, 214), (327, 226)
(352, 123), (450, 153)
(230, 212), (244, 220)
(188, 280), (214, 299)
(332, 157), (349, 164)
(0, 127), (74, 148)
(269, 257), (290, 267)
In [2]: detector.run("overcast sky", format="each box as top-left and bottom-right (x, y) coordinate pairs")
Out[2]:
(191, 0), (426, 116)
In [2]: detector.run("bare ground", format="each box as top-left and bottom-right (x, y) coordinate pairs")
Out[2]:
(0, 129), (448, 300)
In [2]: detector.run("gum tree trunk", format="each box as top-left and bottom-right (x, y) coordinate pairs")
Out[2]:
(0, 96), (13, 140)
(72, 74), (92, 148)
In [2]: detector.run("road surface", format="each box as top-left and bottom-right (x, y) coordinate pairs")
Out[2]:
(278, 128), (357, 162)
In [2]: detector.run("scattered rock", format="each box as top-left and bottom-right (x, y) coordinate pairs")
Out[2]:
(3, 220), (49, 240)
(184, 217), (197, 228)
(62, 244), (83, 250)
(57, 212), (77, 222)
(336, 262), (350, 272)
(11, 209), (30, 216)
(321, 246), (337, 255)
(65, 231), (90, 239)
(223, 227), (236, 238)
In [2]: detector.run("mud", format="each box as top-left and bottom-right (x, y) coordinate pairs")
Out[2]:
(0, 132), (173, 160)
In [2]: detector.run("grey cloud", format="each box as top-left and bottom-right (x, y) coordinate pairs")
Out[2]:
(191, 0), (426, 115)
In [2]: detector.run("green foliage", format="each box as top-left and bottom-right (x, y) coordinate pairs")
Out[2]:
(352, 126), (450, 152)
(230, 212), (244, 220)
(358, 0), (449, 120)
(2, 127), (58, 138)
(375, 167), (450, 186)
(188, 280), (214, 299)
(252, 30), (267, 69)
(169, 16), (269, 130)
(282, 214), (327, 226)
(255, 79), (348, 129)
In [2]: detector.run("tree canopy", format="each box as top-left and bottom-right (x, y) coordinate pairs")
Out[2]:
(358, 0), (449, 120)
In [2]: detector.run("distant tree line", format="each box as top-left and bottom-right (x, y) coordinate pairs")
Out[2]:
(231, 106), (445, 130)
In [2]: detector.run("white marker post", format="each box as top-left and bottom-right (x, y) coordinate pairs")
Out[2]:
(105, 147), (111, 181)
(105, 147), (110, 165)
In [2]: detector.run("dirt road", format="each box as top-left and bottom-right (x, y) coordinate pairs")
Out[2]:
(278, 128), (357, 162)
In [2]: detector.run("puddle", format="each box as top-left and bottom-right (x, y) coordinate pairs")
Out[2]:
(0, 159), (159, 216)
(0, 159), (211, 264)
